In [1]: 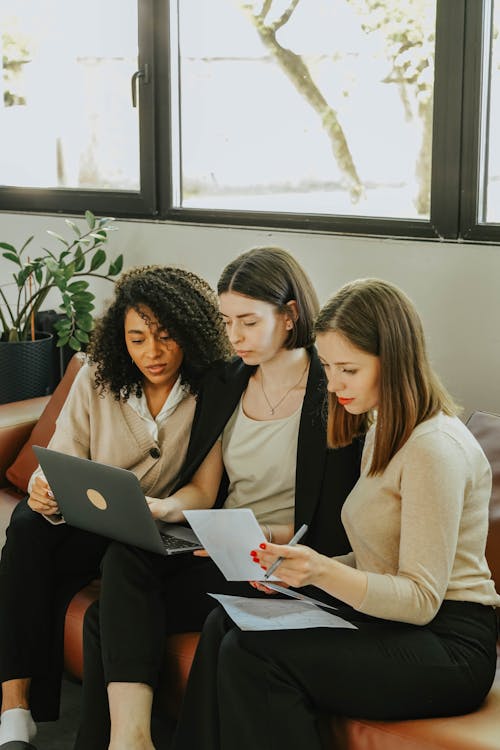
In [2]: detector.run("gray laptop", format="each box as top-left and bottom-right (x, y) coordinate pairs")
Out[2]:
(33, 446), (202, 555)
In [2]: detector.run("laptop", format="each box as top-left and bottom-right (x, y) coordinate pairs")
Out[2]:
(32, 446), (202, 556)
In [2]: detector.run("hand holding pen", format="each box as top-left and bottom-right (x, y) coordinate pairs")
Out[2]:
(263, 523), (308, 579)
(249, 524), (309, 586)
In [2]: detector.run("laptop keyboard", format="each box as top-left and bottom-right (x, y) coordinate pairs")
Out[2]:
(159, 532), (200, 551)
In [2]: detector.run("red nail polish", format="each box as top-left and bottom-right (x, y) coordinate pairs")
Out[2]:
(261, 566), (267, 570)
(259, 543), (266, 549)
(250, 550), (257, 556)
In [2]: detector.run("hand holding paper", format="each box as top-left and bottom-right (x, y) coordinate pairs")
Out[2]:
(183, 508), (279, 581)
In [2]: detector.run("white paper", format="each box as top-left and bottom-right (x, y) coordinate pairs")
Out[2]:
(183, 508), (278, 581)
(263, 583), (338, 610)
(209, 593), (357, 631)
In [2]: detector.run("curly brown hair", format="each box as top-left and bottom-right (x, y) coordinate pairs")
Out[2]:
(88, 265), (231, 399)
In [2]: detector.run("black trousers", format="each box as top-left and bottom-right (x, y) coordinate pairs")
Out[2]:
(74, 540), (269, 749)
(0, 498), (108, 721)
(171, 601), (498, 750)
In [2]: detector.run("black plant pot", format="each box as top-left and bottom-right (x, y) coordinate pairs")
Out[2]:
(0, 332), (55, 404)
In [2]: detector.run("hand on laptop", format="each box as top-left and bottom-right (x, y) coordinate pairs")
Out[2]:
(146, 496), (185, 523)
(28, 476), (61, 516)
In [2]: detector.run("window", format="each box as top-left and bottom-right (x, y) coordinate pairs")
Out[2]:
(173, 0), (436, 222)
(0, 0), (155, 214)
(1, 0), (500, 242)
(480, 0), (500, 224)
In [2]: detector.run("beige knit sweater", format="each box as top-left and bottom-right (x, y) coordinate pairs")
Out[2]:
(30, 363), (196, 500)
(338, 413), (500, 625)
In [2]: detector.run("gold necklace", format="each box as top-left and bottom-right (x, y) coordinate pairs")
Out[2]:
(259, 361), (309, 415)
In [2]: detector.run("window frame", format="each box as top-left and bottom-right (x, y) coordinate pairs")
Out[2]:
(0, 0), (157, 217)
(2, 0), (500, 244)
(460, 0), (500, 241)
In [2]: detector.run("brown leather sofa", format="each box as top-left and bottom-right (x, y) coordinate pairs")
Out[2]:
(0, 357), (499, 749)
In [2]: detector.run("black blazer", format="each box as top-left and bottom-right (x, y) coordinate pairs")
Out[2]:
(174, 348), (362, 558)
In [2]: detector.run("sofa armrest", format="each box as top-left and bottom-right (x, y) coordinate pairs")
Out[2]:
(0, 397), (49, 486)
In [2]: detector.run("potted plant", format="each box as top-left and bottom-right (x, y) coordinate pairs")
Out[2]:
(0, 210), (123, 403)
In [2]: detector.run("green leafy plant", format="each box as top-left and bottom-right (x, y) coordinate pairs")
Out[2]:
(0, 210), (123, 351)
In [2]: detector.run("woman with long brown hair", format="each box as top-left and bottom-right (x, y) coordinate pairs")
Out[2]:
(172, 278), (499, 750)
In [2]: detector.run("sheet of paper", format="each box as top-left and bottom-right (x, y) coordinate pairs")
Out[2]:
(209, 593), (357, 631)
(183, 508), (278, 581)
(263, 583), (338, 610)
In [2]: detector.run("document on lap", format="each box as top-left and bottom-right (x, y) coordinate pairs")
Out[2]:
(184, 509), (356, 629)
(208, 593), (358, 631)
(183, 508), (280, 581)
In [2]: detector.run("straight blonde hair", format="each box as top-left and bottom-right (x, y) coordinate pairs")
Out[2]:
(314, 279), (458, 474)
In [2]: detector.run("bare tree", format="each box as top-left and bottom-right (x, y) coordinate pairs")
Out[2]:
(349, 0), (435, 215)
(1, 30), (30, 107)
(239, 1), (364, 202)
(239, 0), (435, 215)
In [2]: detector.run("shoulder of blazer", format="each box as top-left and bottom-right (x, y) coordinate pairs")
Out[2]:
(198, 356), (255, 399)
(174, 357), (254, 489)
(302, 345), (327, 417)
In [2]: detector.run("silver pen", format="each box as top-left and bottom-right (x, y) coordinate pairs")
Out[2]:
(263, 523), (308, 580)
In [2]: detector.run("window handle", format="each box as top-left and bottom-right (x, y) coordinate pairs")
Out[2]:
(131, 64), (150, 108)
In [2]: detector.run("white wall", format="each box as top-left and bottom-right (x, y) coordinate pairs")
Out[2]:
(1, 211), (499, 418)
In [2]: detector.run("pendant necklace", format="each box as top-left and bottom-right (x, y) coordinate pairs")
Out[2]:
(259, 361), (309, 415)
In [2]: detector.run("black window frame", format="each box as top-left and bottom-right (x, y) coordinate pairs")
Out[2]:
(0, 0), (157, 218)
(1, 0), (500, 244)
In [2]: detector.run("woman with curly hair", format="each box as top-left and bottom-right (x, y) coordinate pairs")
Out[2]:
(0, 265), (229, 750)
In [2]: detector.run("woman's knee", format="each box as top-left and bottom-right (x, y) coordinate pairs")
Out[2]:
(204, 606), (227, 631)
(218, 626), (289, 679)
(100, 542), (160, 586)
(3, 502), (54, 551)
(100, 542), (137, 576)
(218, 626), (256, 678)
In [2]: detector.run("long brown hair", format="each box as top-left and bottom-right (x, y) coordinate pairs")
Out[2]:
(314, 279), (458, 474)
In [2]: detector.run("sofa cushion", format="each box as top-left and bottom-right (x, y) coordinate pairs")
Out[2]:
(0, 396), (49, 487)
(6, 354), (85, 492)
(332, 674), (500, 750)
(465, 411), (500, 587)
(63, 580), (101, 678)
(162, 633), (201, 718)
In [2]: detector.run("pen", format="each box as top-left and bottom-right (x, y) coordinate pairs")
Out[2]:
(263, 523), (308, 580)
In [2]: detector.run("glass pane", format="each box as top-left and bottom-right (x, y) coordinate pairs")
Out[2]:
(174, 0), (436, 219)
(0, 0), (139, 190)
(485, 2), (500, 222)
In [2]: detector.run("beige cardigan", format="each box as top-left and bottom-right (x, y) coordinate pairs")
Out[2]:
(30, 363), (196, 502)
